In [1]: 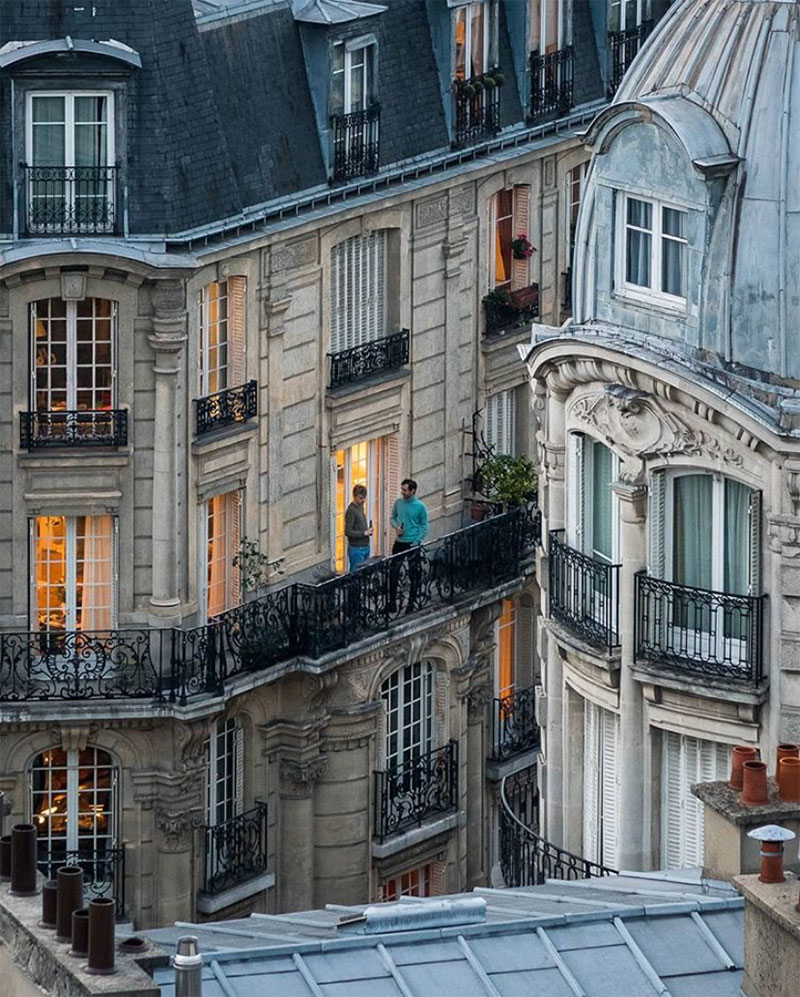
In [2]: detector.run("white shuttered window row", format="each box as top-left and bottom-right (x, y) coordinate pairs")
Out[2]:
(484, 389), (516, 456)
(330, 230), (387, 354)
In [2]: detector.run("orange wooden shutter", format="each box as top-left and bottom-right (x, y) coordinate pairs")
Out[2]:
(511, 185), (531, 290)
(227, 276), (247, 386)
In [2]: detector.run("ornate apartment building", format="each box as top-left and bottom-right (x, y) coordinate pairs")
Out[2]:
(0, 0), (668, 928)
(526, 0), (800, 876)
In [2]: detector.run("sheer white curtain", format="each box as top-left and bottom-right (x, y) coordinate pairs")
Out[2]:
(625, 198), (651, 287)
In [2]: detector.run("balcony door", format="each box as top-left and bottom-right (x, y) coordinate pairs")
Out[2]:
(31, 515), (116, 633)
(382, 662), (433, 771)
(332, 41), (375, 116)
(27, 92), (114, 233)
(454, 1), (490, 80)
(199, 278), (246, 399)
(332, 434), (398, 571)
(530, 0), (565, 54)
(330, 231), (388, 355)
(206, 718), (243, 827)
(30, 746), (117, 890)
(490, 186), (532, 293)
(203, 491), (241, 621)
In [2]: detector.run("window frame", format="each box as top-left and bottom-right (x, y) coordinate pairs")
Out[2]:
(381, 661), (434, 770)
(529, 0), (566, 54)
(330, 230), (388, 354)
(202, 489), (242, 621)
(608, 0), (649, 32)
(453, 0), (492, 80)
(206, 717), (243, 827)
(615, 192), (688, 309)
(484, 389), (516, 457)
(331, 38), (376, 115)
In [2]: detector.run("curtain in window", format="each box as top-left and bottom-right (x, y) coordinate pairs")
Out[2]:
(661, 207), (685, 297)
(469, 2), (485, 76)
(32, 96), (66, 166)
(673, 475), (712, 589)
(625, 198), (651, 287)
(591, 442), (613, 562)
(79, 515), (114, 633)
(724, 480), (750, 596)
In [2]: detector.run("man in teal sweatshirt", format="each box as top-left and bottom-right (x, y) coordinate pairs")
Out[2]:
(389, 478), (428, 611)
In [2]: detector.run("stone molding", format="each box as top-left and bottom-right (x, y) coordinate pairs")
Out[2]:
(278, 756), (328, 797)
(155, 808), (204, 852)
(467, 681), (493, 717)
(416, 196), (447, 228)
(270, 238), (317, 274)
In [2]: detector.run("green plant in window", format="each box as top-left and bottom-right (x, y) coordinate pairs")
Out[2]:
(478, 453), (538, 509)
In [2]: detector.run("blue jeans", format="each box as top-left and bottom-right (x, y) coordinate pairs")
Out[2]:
(348, 546), (370, 571)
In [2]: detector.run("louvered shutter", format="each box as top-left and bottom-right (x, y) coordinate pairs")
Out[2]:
(383, 433), (400, 551)
(682, 736), (702, 867)
(511, 185), (531, 290)
(230, 491), (242, 608)
(649, 470), (666, 578)
(583, 700), (599, 863)
(112, 517), (119, 629)
(600, 709), (619, 868)
(227, 276), (247, 386)
(516, 599), (535, 686)
(748, 490), (762, 595)
(331, 242), (344, 354)
(504, 389), (516, 455)
(568, 433), (585, 550)
(663, 731), (683, 868)
(485, 396), (497, 453)
(234, 724), (244, 816)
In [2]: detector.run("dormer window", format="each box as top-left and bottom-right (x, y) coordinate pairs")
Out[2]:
(330, 39), (379, 182)
(26, 92), (116, 235)
(451, 2), (501, 147)
(617, 194), (687, 307)
(454, 1), (490, 79)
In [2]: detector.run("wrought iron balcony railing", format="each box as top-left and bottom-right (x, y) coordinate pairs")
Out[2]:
(36, 845), (126, 918)
(549, 530), (621, 652)
(483, 284), (540, 338)
(453, 70), (502, 148)
(23, 164), (119, 235)
(607, 21), (653, 96)
(374, 741), (458, 842)
(490, 686), (540, 763)
(635, 572), (764, 684)
(330, 103), (380, 182)
(529, 47), (574, 122)
(202, 802), (268, 896)
(500, 770), (616, 887)
(0, 506), (536, 704)
(20, 409), (128, 450)
(196, 380), (257, 436)
(328, 329), (409, 389)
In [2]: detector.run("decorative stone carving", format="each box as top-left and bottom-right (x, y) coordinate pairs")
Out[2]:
(304, 673), (339, 716)
(450, 186), (474, 216)
(416, 196), (447, 228)
(467, 681), (493, 717)
(279, 756), (328, 795)
(58, 724), (97, 753)
(61, 273), (87, 301)
(270, 238), (317, 273)
(569, 386), (744, 466)
(155, 808), (204, 852)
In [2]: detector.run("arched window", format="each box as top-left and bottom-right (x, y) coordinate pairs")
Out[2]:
(381, 662), (433, 769)
(30, 747), (117, 878)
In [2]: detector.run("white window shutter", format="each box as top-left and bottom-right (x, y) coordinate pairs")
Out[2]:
(600, 709), (619, 869)
(568, 433), (585, 551)
(227, 276), (247, 386)
(234, 724), (244, 816)
(485, 396), (497, 453)
(649, 470), (666, 578)
(504, 389), (516, 455)
(682, 736), (701, 866)
(663, 731), (683, 869)
(582, 699), (599, 863)
(748, 490), (762, 596)
(511, 185), (531, 290)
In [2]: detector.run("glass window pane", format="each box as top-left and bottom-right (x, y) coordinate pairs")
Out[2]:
(591, 443), (613, 562)
(662, 207), (685, 239)
(627, 197), (652, 229)
(673, 475), (713, 590)
(626, 229), (651, 286)
(724, 479), (750, 596)
(661, 238), (685, 297)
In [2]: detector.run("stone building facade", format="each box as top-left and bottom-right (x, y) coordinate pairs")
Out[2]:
(0, 0), (669, 927)
(525, 0), (800, 877)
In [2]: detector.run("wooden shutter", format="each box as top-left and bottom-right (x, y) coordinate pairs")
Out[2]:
(600, 709), (619, 869)
(516, 598), (536, 687)
(662, 731), (683, 869)
(568, 433), (585, 551)
(383, 433), (400, 550)
(234, 723), (244, 817)
(649, 470), (666, 578)
(331, 241), (344, 354)
(748, 490), (762, 596)
(511, 185), (531, 290)
(227, 276), (247, 387)
(230, 491), (242, 608)
(504, 389), (516, 455)
(583, 699), (599, 863)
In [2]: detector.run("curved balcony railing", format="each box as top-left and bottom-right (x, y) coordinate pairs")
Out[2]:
(202, 803), (268, 896)
(330, 103), (380, 182)
(374, 741), (458, 842)
(529, 46), (574, 122)
(328, 329), (409, 388)
(549, 530), (621, 651)
(635, 572), (764, 684)
(499, 770), (616, 887)
(196, 380), (257, 436)
(20, 409), (128, 450)
(23, 164), (119, 235)
(0, 507), (536, 704)
(490, 686), (540, 763)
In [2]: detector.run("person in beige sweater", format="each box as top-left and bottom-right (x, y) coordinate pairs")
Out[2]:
(345, 484), (373, 571)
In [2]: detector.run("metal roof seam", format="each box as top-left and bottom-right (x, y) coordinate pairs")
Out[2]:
(535, 926), (586, 997)
(293, 952), (325, 997)
(612, 917), (672, 997)
(209, 959), (237, 997)
(689, 911), (737, 970)
(456, 935), (503, 997)
(376, 943), (415, 997)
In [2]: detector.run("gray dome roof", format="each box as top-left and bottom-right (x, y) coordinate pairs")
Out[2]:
(576, 0), (800, 379)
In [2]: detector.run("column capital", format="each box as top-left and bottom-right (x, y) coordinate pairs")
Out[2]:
(612, 479), (648, 524)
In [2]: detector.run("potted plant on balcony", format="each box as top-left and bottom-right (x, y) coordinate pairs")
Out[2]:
(511, 233), (536, 260)
(478, 453), (538, 510)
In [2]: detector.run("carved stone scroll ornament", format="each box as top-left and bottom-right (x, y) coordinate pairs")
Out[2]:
(279, 756), (329, 796)
(467, 681), (494, 717)
(569, 386), (743, 467)
(155, 808), (204, 852)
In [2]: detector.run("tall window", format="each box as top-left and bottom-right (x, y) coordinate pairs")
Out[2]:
(569, 434), (619, 563)
(620, 194), (687, 303)
(199, 278), (246, 398)
(662, 732), (729, 868)
(529, 0), (564, 53)
(31, 747), (117, 874)
(454, 1), (489, 79)
(27, 93), (114, 232)
(382, 662), (434, 770)
(566, 162), (589, 263)
(609, 0), (649, 32)
(496, 598), (516, 699)
(32, 297), (115, 418)
(206, 718), (243, 827)
(583, 700), (619, 867)
(484, 389), (516, 456)
(332, 40), (375, 114)
(204, 491), (241, 620)
(490, 186), (531, 292)
(330, 231), (387, 354)
(333, 435), (398, 571)
(32, 515), (116, 632)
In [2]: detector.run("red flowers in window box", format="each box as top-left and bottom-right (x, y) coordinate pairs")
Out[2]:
(511, 233), (536, 260)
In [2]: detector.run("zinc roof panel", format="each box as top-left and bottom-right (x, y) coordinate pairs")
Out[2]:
(562, 944), (661, 996)
(399, 958), (489, 995)
(233, 971), (314, 996)
(464, 933), (555, 972)
(665, 970), (744, 996)
(546, 921), (625, 951)
(320, 979), (403, 997)
(701, 910), (745, 967)
(390, 940), (464, 966)
(303, 948), (391, 983)
(625, 915), (723, 975)
(491, 967), (578, 997)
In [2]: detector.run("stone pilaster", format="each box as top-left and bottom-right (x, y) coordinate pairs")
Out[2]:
(262, 290), (292, 566)
(148, 280), (187, 626)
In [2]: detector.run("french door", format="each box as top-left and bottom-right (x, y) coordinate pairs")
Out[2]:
(382, 662), (434, 770)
